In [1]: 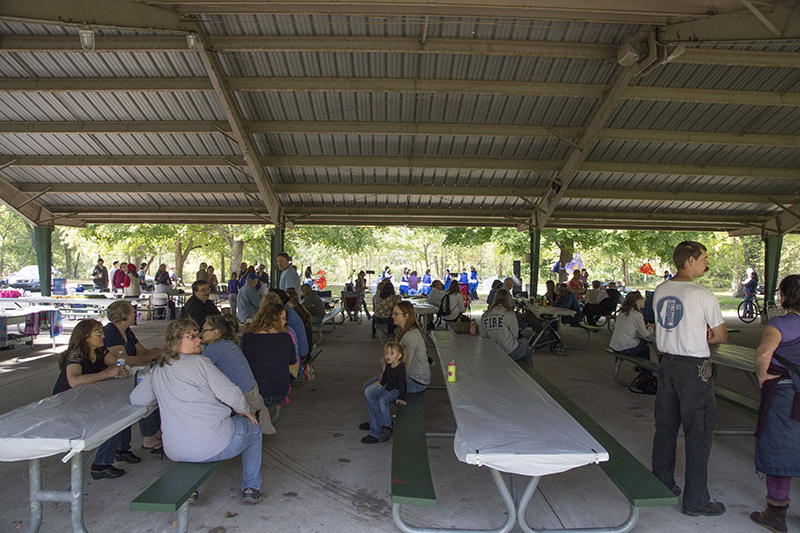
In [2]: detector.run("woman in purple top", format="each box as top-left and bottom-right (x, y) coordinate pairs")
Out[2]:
(407, 270), (420, 295)
(751, 275), (800, 533)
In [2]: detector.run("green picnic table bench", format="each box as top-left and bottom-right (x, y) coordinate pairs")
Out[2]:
(390, 393), (435, 510)
(131, 461), (221, 533)
(606, 349), (759, 415)
(519, 363), (679, 514)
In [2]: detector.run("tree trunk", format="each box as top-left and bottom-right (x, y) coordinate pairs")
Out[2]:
(72, 251), (82, 278)
(220, 251), (226, 283)
(732, 237), (741, 294)
(65, 245), (72, 280)
(621, 256), (629, 287)
(231, 240), (244, 272)
(174, 237), (198, 282)
(557, 241), (573, 283)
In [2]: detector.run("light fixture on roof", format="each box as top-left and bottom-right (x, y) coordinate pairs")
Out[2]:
(616, 41), (641, 67)
(186, 33), (198, 50)
(79, 24), (95, 51)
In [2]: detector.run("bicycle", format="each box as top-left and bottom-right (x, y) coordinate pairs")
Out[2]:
(737, 294), (761, 323)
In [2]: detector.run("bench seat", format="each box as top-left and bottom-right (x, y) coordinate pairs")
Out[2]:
(606, 349), (759, 415)
(131, 461), (221, 533)
(390, 393), (435, 508)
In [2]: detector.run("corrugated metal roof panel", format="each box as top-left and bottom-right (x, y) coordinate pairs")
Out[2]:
(570, 171), (799, 196)
(1, 51), (204, 78)
(634, 62), (800, 93)
(270, 166), (542, 187)
(90, 133), (239, 157)
(45, 92), (225, 121)
(0, 134), (105, 155)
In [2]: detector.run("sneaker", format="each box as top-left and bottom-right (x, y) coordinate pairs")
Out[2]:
(358, 422), (370, 431)
(187, 490), (199, 506)
(90, 465), (125, 480)
(670, 484), (682, 497)
(242, 488), (262, 505)
(361, 435), (379, 444)
(114, 450), (141, 464)
(682, 501), (725, 517)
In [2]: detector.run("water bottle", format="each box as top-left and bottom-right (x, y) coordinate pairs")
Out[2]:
(447, 360), (456, 382)
(469, 320), (477, 336)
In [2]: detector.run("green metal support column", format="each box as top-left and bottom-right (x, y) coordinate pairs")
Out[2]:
(270, 227), (284, 289)
(33, 226), (53, 296)
(530, 230), (541, 296)
(764, 235), (783, 308)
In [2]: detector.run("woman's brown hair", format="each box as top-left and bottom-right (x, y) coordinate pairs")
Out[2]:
(248, 301), (286, 333)
(394, 300), (422, 342)
(58, 319), (103, 369)
(158, 318), (199, 367)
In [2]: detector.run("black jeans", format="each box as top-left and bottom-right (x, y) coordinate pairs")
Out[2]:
(614, 339), (653, 377)
(372, 316), (395, 336)
(652, 353), (718, 510)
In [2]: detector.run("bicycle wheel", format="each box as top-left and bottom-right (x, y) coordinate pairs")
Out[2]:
(738, 301), (757, 323)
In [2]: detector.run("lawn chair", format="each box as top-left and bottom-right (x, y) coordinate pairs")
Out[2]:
(340, 291), (362, 323)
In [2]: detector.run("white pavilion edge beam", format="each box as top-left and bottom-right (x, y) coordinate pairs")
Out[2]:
(0, 0), (190, 33)
(4, 121), (800, 148)
(2, 77), (800, 106)
(5, 36), (800, 69)
(193, 24), (283, 226)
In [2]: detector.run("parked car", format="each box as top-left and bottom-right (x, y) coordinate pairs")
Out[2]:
(7, 265), (62, 292)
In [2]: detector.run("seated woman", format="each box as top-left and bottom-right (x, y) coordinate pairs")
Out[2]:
(568, 270), (585, 301)
(427, 279), (446, 308)
(486, 279), (503, 305)
(286, 288), (314, 354)
(438, 281), (466, 324)
(543, 279), (557, 306)
(206, 265), (219, 293)
(300, 284), (326, 325)
(240, 302), (295, 414)
(130, 318), (263, 505)
(554, 284), (582, 326)
(372, 281), (402, 338)
(201, 315), (274, 435)
(53, 319), (136, 480)
(481, 288), (532, 366)
(609, 291), (655, 392)
(103, 300), (162, 450)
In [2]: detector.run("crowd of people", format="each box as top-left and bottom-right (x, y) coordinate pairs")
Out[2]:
(49, 247), (800, 531)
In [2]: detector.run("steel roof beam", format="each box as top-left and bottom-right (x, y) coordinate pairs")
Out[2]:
(532, 61), (636, 230)
(661, 4), (800, 42)
(144, 0), (747, 24)
(193, 24), (284, 226)
(15, 181), (799, 205)
(0, 173), (71, 227)
(4, 36), (800, 68)
(3, 77), (800, 107)
(3, 155), (798, 180)
(4, 121), (800, 148)
(0, 0), (189, 33)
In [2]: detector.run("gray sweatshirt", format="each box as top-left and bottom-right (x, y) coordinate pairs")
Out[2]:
(130, 354), (248, 462)
(481, 307), (519, 354)
(400, 328), (430, 385)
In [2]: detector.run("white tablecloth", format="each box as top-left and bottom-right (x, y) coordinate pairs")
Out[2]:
(432, 331), (608, 477)
(0, 379), (150, 462)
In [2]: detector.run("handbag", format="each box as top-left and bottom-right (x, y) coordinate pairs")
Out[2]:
(452, 314), (471, 334)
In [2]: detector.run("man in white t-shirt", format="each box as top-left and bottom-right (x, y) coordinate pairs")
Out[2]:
(652, 241), (728, 517)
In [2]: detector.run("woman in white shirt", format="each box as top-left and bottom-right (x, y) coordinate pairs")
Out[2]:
(438, 281), (466, 322)
(481, 288), (532, 366)
(609, 291), (653, 358)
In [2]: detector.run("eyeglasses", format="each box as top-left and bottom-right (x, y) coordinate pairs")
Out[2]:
(281, 316), (288, 321)
(391, 312), (406, 317)
(183, 333), (201, 340)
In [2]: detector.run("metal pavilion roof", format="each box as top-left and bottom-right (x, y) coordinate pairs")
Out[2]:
(0, 1), (799, 235)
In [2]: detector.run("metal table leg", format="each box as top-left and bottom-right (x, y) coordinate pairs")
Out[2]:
(392, 468), (517, 533)
(25, 452), (88, 533)
(516, 475), (639, 533)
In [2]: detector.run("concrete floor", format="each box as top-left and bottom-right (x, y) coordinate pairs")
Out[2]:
(0, 310), (786, 532)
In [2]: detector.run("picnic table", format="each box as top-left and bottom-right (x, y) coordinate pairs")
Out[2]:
(15, 295), (150, 320)
(0, 305), (62, 349)
(414, 331), (610, 532)
(0, 379), (152, 532)
(402, 299), (438, 344)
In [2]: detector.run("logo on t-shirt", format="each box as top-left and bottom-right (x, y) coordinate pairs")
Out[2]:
(656, 296), (684, 330)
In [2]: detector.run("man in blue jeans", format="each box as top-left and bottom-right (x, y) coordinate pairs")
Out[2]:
(652, 241), (728, 517)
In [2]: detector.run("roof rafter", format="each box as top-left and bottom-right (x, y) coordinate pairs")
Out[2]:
(2, 78), (799, 107)
(3, 155), (796, 180)
(13, 181), (799, 205)
(3, 35), (799, 68)
(4, 121), (800, 148)
(193, 24), (284, 226)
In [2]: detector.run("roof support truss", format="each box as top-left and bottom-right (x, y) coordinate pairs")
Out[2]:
(192, 25), (283, 226)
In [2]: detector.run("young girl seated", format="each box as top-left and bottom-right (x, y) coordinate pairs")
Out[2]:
(360, 340), (407, 444)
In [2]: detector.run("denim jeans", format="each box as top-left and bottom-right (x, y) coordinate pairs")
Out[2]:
(139, 409), (160, 438)
(652, 353), (717, 510)
(364, 382), (400, 437)
(508, 337), (533, 366)
(201, 416), (263, 492)
(93, 426), (132, 466)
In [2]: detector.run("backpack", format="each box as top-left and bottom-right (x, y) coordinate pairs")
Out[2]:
(629, 371), (657, 395)
(438, 293), (453, 317)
